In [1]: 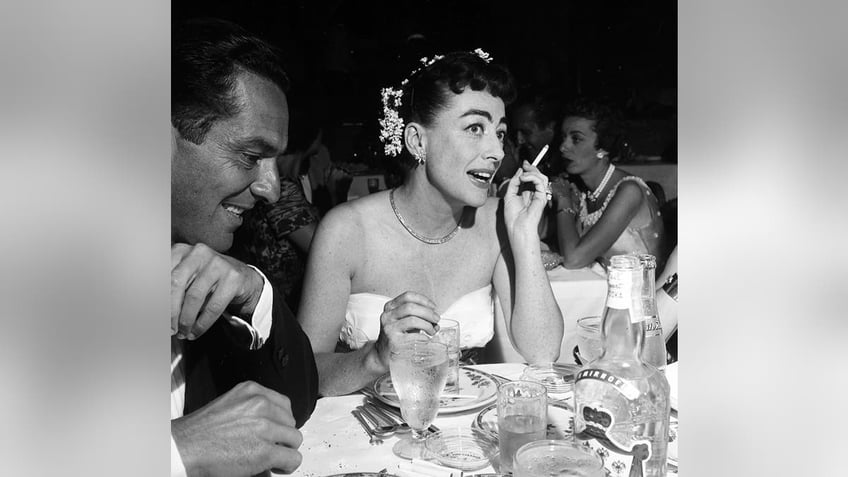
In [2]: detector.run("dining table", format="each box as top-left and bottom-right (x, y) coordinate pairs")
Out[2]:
(280, 362), (678, 477)
(487, 265), (608, 365)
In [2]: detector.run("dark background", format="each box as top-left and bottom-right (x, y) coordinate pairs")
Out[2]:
(174, 0), (676, 165)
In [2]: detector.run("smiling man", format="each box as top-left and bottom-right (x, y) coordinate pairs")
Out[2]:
(170, 18), (317, 477)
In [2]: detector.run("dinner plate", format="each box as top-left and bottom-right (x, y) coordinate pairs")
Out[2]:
(472, 401), (574, 441)
(373, 366), (499, 414)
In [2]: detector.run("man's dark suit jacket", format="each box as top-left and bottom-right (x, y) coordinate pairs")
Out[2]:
(181, 289), (319, 427)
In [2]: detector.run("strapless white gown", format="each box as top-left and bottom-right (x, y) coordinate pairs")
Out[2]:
(340, 285), (495, 350)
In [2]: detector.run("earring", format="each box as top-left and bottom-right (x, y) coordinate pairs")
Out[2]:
(596, 152), (606, 159)
(415, 149), (426, 165)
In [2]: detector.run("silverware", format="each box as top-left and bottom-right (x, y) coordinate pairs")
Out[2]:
(351, 409), (384, 445)
(356, 405), (397, 435)
(363, 399), (410, 432)
(364, 398), (439, 433)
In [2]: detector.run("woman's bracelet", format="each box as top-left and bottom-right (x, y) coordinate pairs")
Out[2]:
(556, 207), (577, 216)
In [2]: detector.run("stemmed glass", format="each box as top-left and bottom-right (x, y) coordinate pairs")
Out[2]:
(388, 339), (450, 459)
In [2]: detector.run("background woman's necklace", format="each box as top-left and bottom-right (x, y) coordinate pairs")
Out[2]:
(389, 188), (460, 245)
(586, 164), (615, 202)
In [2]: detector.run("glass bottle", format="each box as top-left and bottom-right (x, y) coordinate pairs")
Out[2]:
(637, 254), (666, 371)
(573, 255), (670, 477)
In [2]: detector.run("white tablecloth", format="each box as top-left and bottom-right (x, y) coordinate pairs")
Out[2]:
(283, 363), (527, 477)
(284, 362), (677, 476)
(487, 266), (607, 364)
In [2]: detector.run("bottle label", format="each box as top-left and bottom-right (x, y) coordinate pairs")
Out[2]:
(575, 368), (640, 400)
(644, 315), (663, 337)
(575, 369), (653, 476)
(574, 403), (653, 477)
(606, 270), (632, 310)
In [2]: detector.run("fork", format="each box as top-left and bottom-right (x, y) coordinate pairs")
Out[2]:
(351, 409), (383, 445)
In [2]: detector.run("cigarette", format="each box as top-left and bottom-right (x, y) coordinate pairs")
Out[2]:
(531, 144), (549, 167)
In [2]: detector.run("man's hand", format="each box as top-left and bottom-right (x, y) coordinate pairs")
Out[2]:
(171, 243), (264, 340)
(172, 381), (303, 477)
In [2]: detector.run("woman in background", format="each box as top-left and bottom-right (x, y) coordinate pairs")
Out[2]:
(549, 97), (665, 272)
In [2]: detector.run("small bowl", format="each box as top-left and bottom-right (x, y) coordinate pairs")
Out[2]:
(425, 428), (497, 471)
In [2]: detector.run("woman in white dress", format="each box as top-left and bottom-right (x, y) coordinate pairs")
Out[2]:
(297, 50), (563, 396)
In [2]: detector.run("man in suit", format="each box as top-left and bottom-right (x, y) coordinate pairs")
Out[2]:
(170, 18), (318, 477)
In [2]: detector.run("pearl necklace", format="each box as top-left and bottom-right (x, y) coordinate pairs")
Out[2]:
(389, 189), (460, 245)
(586, 164), (615, 202)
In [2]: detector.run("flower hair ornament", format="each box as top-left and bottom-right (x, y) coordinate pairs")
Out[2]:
(378, 48), (494, 158)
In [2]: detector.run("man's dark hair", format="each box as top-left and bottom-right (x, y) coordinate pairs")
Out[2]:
(511, 87), (563, 130)
(172, 18), (290, 144)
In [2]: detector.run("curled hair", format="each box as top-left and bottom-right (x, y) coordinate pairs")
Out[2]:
(562, 97), (625, 158)
(393, 51), (516, 169)
(172, 18), (290, 144)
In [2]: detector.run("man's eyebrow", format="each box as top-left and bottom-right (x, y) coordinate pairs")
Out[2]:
(228, 136), (284, 156)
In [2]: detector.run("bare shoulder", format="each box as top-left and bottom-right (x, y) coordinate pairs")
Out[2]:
(612, 179), (646, 201)
(315, 191), (389, 242)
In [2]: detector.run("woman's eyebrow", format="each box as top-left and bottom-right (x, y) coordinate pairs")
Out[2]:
(459, 109), (492, 121)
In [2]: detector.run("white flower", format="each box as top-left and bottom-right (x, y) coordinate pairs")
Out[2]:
(378, 49), (494, 157)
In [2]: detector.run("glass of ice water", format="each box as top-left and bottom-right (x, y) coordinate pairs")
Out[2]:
(389, 340), (450, 459)
(497, 381), (548, 473)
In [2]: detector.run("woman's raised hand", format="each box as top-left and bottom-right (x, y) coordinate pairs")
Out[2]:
(374, 291), (441, 368)
(503, 160), (550, 243)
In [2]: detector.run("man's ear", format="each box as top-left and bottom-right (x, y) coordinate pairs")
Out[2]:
(404, 122), (427, 158)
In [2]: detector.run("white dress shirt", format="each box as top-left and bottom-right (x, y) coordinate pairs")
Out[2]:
(170, 266), (274, 477)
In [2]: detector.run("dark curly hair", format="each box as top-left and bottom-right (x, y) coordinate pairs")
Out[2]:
(392, 51), (517, 170)
(172, 18), (290, 145)
(561, 97), (624, 158)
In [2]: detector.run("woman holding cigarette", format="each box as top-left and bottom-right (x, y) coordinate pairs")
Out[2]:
(298, 50), (563, 396)
(549, 97), (666, 272)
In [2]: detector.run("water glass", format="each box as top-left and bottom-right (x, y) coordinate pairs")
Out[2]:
(513, 440), (604, 477)
(389, 340), (450, 460)
(497, 381), (547, 473)
(576, 316), (603, 364)
(433, 319), (460, 390)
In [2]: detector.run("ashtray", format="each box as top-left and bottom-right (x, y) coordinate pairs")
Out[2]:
(425, 428), (497, 471)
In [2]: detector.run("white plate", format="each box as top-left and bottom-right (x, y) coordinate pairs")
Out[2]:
(472, 401), (574, 441)
(373, 366), (498, 414)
